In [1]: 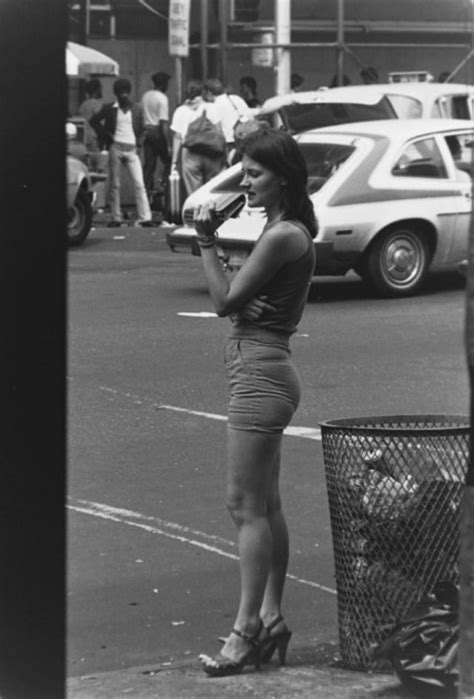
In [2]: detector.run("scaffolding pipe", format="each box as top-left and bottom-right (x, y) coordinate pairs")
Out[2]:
(195, 41), (469, 51)
(200, 0), (208, 80)
(336, 0), (344, 85)
(219, 0), (228, 84)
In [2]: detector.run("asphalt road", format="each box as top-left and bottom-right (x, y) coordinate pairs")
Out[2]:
(67, 223), (469, 679)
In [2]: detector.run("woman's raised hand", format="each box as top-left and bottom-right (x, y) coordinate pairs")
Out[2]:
(194, 202), (221, 246)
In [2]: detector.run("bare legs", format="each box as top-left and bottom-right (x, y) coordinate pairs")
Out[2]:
(260, 455), (290, 629)
(219, 427), (289, 662)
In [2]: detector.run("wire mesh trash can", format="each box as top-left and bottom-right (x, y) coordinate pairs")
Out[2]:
(320, 415), (469, 671)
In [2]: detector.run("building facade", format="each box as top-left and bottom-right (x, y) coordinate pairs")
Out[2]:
(67, 0), (474, 115)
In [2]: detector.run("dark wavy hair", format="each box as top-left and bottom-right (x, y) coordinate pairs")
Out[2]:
(240, 126), (318, 239)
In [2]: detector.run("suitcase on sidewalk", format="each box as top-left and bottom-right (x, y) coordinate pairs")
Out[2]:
(168, 169), (182, 224)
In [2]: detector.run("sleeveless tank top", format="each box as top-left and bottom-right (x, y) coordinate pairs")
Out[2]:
(228, 219), (315, 338)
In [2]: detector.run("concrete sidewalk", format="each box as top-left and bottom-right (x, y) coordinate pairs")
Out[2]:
(67, 656), (412, 699)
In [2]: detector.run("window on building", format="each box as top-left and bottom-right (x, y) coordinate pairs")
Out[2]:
(232, 0), (260, 22)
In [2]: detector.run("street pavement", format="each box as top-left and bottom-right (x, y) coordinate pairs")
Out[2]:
(66, 217), (467, 698)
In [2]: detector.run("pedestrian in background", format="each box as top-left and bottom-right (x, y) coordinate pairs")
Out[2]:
(90, 78), (154, 228)
(79, 78), (103, 168)
(239, 75), (260, 108)
(194, 126), (317, 677)
(170, 79), (225, 196)
(204, 78), (251, 164)
(141, 71), (172, 205)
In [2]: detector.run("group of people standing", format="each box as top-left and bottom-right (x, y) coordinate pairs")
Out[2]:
(79, 73), (261, 227)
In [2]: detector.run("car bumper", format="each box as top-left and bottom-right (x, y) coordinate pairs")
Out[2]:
(166, 228), (202, 255)
(165, 228), (360, 274)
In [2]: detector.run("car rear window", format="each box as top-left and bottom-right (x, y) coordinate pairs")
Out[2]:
(209, 142), (355, 199)
(392, 137), (448, 178)
(385, 95), (423, 118)
(280, 97), (396, 133)
(300, 142), (356, 193)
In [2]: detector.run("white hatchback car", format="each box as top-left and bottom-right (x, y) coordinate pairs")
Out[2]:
(166, 119), (473, 297)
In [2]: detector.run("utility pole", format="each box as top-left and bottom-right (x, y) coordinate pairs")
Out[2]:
(275, 0), (291, 96)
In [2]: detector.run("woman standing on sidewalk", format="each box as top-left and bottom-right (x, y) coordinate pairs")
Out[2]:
(194, 126), (317, 677)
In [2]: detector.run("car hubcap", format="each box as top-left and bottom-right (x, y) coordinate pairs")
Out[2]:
(68, 205), (82, 233)
(383, 234), (423, 286)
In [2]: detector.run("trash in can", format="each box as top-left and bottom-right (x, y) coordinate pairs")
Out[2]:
(320, 414), (469, 671)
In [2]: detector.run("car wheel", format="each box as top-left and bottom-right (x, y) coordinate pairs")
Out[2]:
(363, 225), (430, 297)
(67, 187), (92, 246)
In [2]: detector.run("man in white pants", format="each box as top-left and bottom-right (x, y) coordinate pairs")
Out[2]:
(90, 78), (154, 227)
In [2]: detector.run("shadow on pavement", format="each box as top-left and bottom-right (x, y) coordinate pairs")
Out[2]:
(308, 270), (465, 304)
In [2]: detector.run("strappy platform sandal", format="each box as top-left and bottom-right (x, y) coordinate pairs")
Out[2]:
(260, 615), (292, 666)
(199, 624), (263, 677)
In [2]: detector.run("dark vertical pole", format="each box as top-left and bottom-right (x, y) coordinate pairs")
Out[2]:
(336, 0), (344, 86)
(219, 0), (228, 84)
(201, 0), (208, 80)
(0, 1), (66, 697)
(78, 0), (87, 44)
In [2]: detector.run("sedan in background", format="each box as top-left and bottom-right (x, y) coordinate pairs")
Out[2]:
(166, 119), (473, 297)
(257, 83), (474, 134)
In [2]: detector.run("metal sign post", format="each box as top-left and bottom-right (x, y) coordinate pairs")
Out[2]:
(275, 0), (291, 95)
(168, 0), (191, 104)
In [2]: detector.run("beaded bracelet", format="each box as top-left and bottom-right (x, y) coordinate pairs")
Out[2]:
(197, 237), (216, 249)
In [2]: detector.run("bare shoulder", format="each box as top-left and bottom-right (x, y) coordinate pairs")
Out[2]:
(267, 219), (308, 237)
(265, 219), (309, 254)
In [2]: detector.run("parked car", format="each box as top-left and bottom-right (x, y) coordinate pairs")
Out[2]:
(257, 86), (397, 131)
(255, 82), (474, 134)
(66, 122), (95, 246)
(66, 155), (94, 246)
(166, 119), (473, 297)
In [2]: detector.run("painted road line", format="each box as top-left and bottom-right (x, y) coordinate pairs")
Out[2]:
(158, 404), (228, 422)
(159, 404), (322, 440)
(97, 387), (322, 440)
(68, 498), (336, 595)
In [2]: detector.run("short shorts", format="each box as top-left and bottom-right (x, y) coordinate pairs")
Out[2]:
(224, 334), (301, 434)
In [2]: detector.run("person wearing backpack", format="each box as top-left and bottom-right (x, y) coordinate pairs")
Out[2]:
(170, 80), (226, 196)
(203, 78), (251, 164)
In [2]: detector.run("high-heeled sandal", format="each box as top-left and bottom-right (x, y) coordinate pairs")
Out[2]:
(199, 623), (263, 677)
(260, 615), (292, 665)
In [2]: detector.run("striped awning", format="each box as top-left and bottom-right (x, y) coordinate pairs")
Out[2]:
(66, 42), (119, 78)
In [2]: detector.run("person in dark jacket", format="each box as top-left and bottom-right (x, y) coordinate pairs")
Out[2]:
(90, 78), (154, 227)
